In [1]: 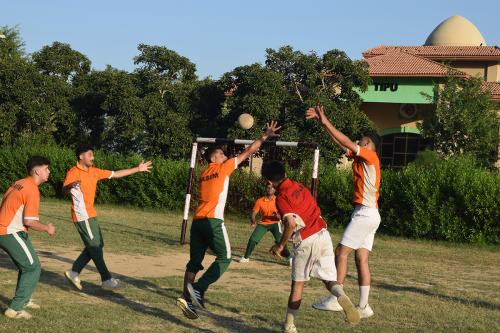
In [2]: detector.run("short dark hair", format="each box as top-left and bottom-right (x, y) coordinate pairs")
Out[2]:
(363, 131), (380, 151)
(26, 156), (50, 174)
(204, 145), (224, 163)
(75, 144), (93, 160)
(261, 160), (286, 182)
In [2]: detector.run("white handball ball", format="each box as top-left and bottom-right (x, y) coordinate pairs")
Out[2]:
(238, 113), (254, 130)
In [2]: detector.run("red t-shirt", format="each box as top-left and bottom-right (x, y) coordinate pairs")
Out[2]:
(275, 178), (327, 242)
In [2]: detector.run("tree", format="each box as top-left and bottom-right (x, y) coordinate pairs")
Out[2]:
(72, 66), (145, 153)
(217, 46), (373, 164)
(32, 42), (91, 82)
(0, 26), (25, 60)
(420, 72), (500, 166)
(133, 44), (197, 98)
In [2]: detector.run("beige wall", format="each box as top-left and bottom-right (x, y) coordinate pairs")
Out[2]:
(448, 61), (489, 79)
(486, 62), (500, 82)
(361, 102), (434, 132)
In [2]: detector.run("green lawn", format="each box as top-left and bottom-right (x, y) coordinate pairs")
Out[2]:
(0, 198), (499, 333)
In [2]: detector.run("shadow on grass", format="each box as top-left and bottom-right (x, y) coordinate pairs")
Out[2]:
(1, 251), (278, 332)
(374, 281), (500, 311)
(101, 222), (179, 246)
(37, 213), (181, 247)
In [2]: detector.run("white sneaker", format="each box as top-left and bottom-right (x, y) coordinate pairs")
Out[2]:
(282, 323), (298, 333)
(356, 304), (374, 319)
(312, 295), (343, 311)
(25, 299), (40, 310)
(239, 257), (250, 263)
(101, 278), (122, 290)
(176, 297), (199, 320)
(64, 270), (82, 290)
(337, 294), (361, 324)
(4, 308), (32, 319)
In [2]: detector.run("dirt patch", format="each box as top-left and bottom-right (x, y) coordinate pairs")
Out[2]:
(0, 243), (291, 293)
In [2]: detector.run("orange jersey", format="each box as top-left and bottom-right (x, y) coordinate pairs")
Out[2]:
(63, 163), (114, 222)
(194, 158), (237, 220)
(252, 196), (280, 225)
(0, 177), (40, 235)
(348, 145), (381, 208)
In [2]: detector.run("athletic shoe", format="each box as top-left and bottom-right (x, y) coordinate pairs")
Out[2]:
(25, 299), (40, 310)
(101, 278), (122, 290)
(64, 270), (82, 290)
(176, 297), (199, 320)
(312, 295), (343, 311)
(337, 294), (361, 324)
(239, 257), (250, 263)
(282, 323), (298, 333)
(356, 304), (374, 319)
(187, 283), (205, 309)
(4, 308), (32, 319)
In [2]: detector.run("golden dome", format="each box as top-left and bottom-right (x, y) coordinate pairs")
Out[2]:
(424, 16), (486, 46)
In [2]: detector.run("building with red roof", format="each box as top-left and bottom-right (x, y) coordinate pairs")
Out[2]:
(357, 16), (500, 167)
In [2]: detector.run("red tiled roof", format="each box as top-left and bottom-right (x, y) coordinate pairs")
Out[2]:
(484, 82), (500, 101)
(363, 51), (467, 77)
(363, 45), (500, 60)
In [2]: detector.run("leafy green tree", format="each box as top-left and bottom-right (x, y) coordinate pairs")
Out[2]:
(0, 25), (25, 59)
(217, 46), (373, 164)
(420, 72), (500, 166)
(133, 44), (197, 97)
(32, 41), (91, 82)
(72, 66), (145, 152)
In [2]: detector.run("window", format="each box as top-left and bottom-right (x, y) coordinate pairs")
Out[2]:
(379, 133), (427, 167)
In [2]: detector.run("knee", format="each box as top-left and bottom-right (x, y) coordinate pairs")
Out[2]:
(186, 261), (204, 274)
(86, 240), (103, 250)
(355, 252), (368, 266)
(335, 246), (347, 258)
(249, 237), (260, 245)
(216, 256), (231, 266)
(23, 261), (41, 276)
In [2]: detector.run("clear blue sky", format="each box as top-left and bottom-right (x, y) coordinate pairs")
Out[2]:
(2, 1), (499, 79)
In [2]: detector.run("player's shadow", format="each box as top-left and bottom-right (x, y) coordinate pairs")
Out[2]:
(101, 222), (179, 246)
(0, 252), (207, 331)
(33, 251), (280, 331)
(374, 281), (500, 311)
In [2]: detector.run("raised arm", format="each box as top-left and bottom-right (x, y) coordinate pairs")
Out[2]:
(112, 160), (152, 178)
(236, 121), (281, 165)
(306, 106), (357, 153)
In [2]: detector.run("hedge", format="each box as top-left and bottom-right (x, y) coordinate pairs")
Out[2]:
(0, 144), (498, 244)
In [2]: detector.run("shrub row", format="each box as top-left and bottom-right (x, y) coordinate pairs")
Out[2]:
(0, 145), (498, 244)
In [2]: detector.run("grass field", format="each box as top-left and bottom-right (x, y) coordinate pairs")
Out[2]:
(0, 198), (499, 333)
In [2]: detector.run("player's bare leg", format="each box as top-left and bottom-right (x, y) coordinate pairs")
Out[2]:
(283, 281), (304, 333)
(335, 244), (354, 285)
(355, 248), (374, 318)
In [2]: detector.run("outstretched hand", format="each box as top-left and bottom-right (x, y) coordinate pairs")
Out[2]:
(305, 105), (327, 124)
(263, 120), (281, 138)
(138, 160), (153, 173)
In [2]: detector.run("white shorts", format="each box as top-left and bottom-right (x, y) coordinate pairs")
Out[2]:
(292, 229), (337, 282)
(340, 205), (381, 251)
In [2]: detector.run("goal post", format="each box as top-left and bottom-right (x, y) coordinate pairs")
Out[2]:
(180, 137), (320, 244)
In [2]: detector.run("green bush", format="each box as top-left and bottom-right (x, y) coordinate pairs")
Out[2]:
(380, 152), (500, 244)
(0, 143), (188, 210)
(1, 145), (498, 244)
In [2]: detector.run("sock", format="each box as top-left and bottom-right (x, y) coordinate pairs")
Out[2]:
(359, 285), (370, 308)
(330, 284), (345, 298)
(285, 308), (298, 326)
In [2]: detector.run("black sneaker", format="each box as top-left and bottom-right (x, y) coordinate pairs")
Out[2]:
(175, 297), (199, 319)
(187, 283), (205, 309)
